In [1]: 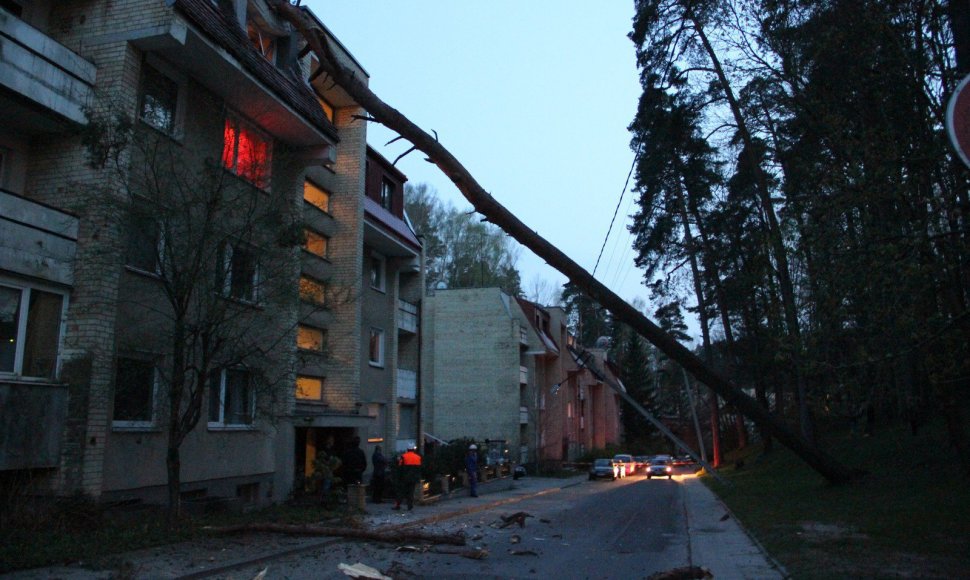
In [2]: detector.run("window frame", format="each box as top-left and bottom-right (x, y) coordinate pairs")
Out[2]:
(369, 253), (386, 292)
(125, 211), (163, 276)
(368, 327), (385, 368)
(379, 178), (394, 212)
(208, 367), (256, 429)
(302, 228), (329, 260)
(137, 58), (185, 137)
(295, 374), (325, 403)
(303, 179), (331, 213)
(297, 324), (326, 354)
(299, 275), (327, 307)
(111, 356), (158, 430)
(0, 278), (68, 381)
(220, 242), (260, 304)
(222, 113), (273, 190)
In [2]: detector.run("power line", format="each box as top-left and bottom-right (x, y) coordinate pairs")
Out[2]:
(592, 141), (642, 278)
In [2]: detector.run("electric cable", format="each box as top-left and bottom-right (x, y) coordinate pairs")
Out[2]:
(592, 140), (643, 278)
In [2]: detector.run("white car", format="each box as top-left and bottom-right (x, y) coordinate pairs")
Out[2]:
(612, 454), (635, 477)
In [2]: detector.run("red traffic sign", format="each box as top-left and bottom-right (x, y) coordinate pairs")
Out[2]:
(946, 73), (970, 169)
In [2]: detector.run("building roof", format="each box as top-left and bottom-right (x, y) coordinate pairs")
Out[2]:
(364, 196), (422, 251)
(173, 0), (338, 141)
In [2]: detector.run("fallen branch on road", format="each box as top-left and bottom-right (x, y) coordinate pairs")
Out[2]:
(205, 523), (466, 546)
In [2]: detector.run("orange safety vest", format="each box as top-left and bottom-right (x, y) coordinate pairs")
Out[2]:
(401, 450), (422, 466)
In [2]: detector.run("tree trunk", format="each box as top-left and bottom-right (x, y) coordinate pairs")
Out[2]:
(166, 445), (181, 525)
(269, 0), (854, 484)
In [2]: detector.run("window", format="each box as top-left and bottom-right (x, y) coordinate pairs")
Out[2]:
(139, 64), (179, 134)
(367, 403), (385, 443)
(369, 253), (385, 292)
(368, 328), (384, 367)
(297, 325), (326, 352)
(220, 243), (259, 303)
(113, 358), (156, 427)
(126, 213), (161, 274)
(295, 375), (323, 401)
(223, 116), (272, 189)
(398, 403), (416, 439)
(0, 282), (65, 379)
(380, 178), (394, 211)
(309, 58), (335, 121)
(299, 275), (326, 306)
(303, 229), (329, 259)
(209, 368), (254, 426)
(247, 20), (276, 63)
(304, 180), (330, 213)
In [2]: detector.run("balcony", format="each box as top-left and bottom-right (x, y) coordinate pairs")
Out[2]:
(0, 13), (96, 133)
(519, 406), (529, 425)
(398, 299), (419, 334)
(0, 381), (68, 469)
(397, 369), (417, 400)
(519, 365), (528, 385)
(0, 189), (78, 285)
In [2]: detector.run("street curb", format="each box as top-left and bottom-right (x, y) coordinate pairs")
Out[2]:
(172, 478), (582, 579)
(694, 478), (792, 579)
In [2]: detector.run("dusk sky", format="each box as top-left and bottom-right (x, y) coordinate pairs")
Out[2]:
(309, 2), (649, 310)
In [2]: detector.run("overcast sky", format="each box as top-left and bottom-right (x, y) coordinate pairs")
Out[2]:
(308, 1), (649, 309)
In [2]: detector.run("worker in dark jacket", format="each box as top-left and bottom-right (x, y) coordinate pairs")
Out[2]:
(341, 437), (367, 485)
(392, 444), (422, 510)
(370, 445), (387, 503)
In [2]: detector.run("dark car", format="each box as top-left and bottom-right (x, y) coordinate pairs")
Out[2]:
(672, 455), (693, 467)
(588, 458), (618, 481)
(634, 455), (650, 472)
(646, 456), (673, 479)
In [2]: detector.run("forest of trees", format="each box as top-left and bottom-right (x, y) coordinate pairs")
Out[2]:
(621, 0), (970, 469)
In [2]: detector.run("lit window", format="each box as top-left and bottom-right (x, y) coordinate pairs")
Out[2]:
(368, 328), (384, 367)
(209, 368), (254, 426)
(247, 21), (276, 63)
(223, 116), (272, 189)
(380, 179), (394, 211)
(304, 180), (330, 213)
(303, 229), (329, 259)
(0, 282), (65, 379)
(296, 375), (323, 401)
(113, 357), (156, 427)
(369, 254), (385, 292)
(220, 243), (259, 303)
(297, 325), (326, 352)
(299, 275), (326, 306)
(126, 213), (161, 274)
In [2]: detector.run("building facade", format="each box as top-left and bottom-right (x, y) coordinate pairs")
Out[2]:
(422, 287), (537, 465)
(0, 0), (421, 506)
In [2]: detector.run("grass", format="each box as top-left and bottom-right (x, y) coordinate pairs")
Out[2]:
(704, 419), (970, 579)
(0, 498), (349, 574)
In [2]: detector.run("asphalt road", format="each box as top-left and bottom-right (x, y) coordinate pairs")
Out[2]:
(230, 474), (694, 579)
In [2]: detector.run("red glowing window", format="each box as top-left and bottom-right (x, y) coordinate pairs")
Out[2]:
(222, 116), (272, 189)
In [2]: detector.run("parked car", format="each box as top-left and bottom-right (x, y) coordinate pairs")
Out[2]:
(612, 454), (636, 477)
(672, 455), (693, 466)
(588, 458), (618, 481)
(646, 456), (674, 479)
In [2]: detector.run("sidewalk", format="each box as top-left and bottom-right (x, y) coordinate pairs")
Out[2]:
(4, 474), (786, 579)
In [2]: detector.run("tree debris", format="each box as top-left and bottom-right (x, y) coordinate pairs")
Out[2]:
(499, 512), (534, 528)
(338, 562), (391, 579)
(205, 523), (465, 546)
(509, 549), (539, 556)
(647, 566), (713, 580)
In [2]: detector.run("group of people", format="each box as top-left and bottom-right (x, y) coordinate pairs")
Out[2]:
(329, 438), (483, 510)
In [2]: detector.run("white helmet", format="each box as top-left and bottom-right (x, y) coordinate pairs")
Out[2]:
(469, 444), (477, 450)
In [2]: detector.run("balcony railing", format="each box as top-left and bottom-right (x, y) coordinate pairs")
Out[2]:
(0, 14), (96, 127)
(398, 299), (418, 333)
(397, 369), (417, 400)
(519, 365), (528, 385)
(520, 406), (529, 424)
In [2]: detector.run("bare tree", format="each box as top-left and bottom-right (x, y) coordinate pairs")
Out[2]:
(82, 99), (307, 523)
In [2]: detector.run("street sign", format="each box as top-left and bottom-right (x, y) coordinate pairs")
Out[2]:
(946, 72), (970, 169)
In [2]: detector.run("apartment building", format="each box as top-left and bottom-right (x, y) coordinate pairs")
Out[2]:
(0, 0), (420, 506)
(422, 288), (538, 465)
(522, 304), (623, 465)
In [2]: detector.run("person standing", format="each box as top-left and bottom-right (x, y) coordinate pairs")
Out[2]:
(466, 444), (479, 497)
(341, 437), (367, 485)
(393, 444), (422, 510)
(370, 445), (387, 503)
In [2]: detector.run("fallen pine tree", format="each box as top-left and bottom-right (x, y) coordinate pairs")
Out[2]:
(205, 523), (466, 546)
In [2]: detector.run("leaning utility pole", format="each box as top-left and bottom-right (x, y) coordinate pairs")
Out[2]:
(269, 0), (856, 485)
